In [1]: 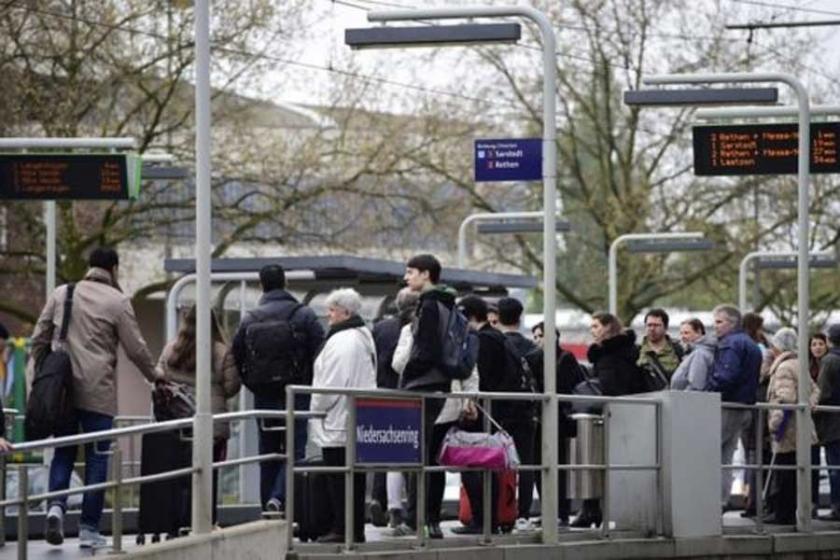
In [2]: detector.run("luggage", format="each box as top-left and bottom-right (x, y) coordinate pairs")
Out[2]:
(437, 303), (478, 381)
(294, 458), (333, 542)
(26, 284), (76, 440)
(152, 382), (196, 421)
(458, 470), (518, 530)
(243, 304), (307, 390)
(138, 431), (192, 542)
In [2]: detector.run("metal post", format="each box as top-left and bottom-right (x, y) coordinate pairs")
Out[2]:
(191, 0), (214, 536)
(481, 397), (492, 544)
(367, 5), (559, 540)
(44, 202), (56, 297)
(111, 447), (124, 554)
(417, 395), (426, 546)
(608, 232), (704, 315)
(284, 386), (295, 552)
(345, 395), (356, 551)
(601, 404), (611, 539)
(457, 211), (547, 268)
(755, 408), (765, 534)
(645, 71), (811, 532)
(655, 402), (664, 537)
(16, 468), (27, 560)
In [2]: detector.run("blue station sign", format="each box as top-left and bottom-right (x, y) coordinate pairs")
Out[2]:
(474, 138), (542, 182)
(355, 397), (423, 465)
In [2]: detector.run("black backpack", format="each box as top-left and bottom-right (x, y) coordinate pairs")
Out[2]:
(437, 303), (478, 381)
(25, 284), (77, 440)
(501, 336), (539, 396)
(152, 382), (197, 421)
(242, 304), (307, 391)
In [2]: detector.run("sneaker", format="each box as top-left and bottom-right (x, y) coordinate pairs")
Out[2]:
(78, 527), (107, 549)
(388, 508), (404, 529)
(45, 505), (64, 546)
(265, 498), (284, 518)
(514, 517), (534, 532)
(391, 522), (415, 537)
(369, 501), (387, 527)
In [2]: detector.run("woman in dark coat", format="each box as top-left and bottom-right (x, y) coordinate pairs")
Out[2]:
(572, 312), (643, 528)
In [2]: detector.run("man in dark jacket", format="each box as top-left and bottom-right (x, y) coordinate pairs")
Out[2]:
(705, 304), (761, 509)
(370, 287), (419, 527)
(395, 254), (454, 539)
(817, 324), (840, 520)
(231, 264), (325, 514)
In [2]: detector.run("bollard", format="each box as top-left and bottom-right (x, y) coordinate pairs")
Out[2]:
(17, 467), (27, 560)
(111, 447), (124, 554)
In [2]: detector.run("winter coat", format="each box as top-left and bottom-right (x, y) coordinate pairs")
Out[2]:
(670, 334), (716, 391)
(373, 316), (403, 390)
(309, 317), (377, 448)
(400, 286), (457, 392)
(816, 348), (840, 445)
(156, 340), (241, 440)
(706, 329), (762, 404)
(29, 267), (160, 417)
(392, 324), (478, 425)
(474, 324), (527, 423)
(587, 330), (643, 397)
(766, 352), (819, 454)
(231, 289), (325, 387)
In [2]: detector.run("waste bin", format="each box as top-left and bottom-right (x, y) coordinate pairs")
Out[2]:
(567, 413), (604, 499)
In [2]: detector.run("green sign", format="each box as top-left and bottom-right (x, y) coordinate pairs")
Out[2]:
(0, 153), (141, 200)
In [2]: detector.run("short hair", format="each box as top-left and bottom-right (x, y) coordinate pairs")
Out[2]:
(771, 327), (798, 354)
(497, 297), (523, 326)
(827, 323), (840, 346)
(394, 287), (420, 314)
(88, 247), (119, 271)
(592, 311), (623, 339)
(681, 318), (706, 336)
(531, 321), (560, 342)
(406, 254), (441, 284)
(713, 304), (741, 329)
(644, 308), (669, 328)
(325, 288), (363, 316)
(259, 264), (286, 292)
(458, 295), (488, 323)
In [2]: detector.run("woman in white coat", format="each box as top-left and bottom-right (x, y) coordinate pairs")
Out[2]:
(309, 288), (377, 543)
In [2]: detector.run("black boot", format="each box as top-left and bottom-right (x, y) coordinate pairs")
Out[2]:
(570, 500), (602, 528)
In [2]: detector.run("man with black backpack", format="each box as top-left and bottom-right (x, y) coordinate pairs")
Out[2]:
(231, 264), (324, 515)
(29, 247), (160, 549)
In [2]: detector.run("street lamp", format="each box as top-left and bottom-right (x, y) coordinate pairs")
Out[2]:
(476, 220), (570, 234)
(738, 251), (836, 312)
(346, 6), (561, 543)
(608, 232), (707, 315)
(624, 87), (778, 106)
(458, 211), (568, 268)
(629, 71), (813, 531)
(346, 23), (521, 49)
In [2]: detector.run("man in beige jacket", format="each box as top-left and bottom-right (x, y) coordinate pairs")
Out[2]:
(29, 247), (160, 548)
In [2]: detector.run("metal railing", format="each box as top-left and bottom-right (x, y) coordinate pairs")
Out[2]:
(284, 385), (663, 552)
(0, 409), (323, 560)
(721, 401), (840, 534)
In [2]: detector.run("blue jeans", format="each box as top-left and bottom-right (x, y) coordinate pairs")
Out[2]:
(825, 441), (840, 513)
(254, 391), (308, 509)
(48, 409), (114, 530)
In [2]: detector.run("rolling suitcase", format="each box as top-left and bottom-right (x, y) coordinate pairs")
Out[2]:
(294, 458), (333, 542)
(458, 469), (518, 530)
(137, 431), (192, 544)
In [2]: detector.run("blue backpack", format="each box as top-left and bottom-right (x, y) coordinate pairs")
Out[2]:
(439, 303), (478, 381)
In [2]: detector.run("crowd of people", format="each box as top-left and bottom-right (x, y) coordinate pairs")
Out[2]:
(10, 248), (840, 547)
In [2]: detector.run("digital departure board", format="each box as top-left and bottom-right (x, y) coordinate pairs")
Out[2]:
(693, 123), (840, 176)
(0, 154), (141, 200)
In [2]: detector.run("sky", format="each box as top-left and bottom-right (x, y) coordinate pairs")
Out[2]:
(249, 0), (840, 112)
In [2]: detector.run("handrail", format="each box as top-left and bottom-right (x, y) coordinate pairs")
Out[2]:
(5, 409), (323, 454)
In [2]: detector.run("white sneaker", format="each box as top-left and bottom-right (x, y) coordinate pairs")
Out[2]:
(514, 517), (534, 532)
(45, 505), (64, 546)
(78, 527), (107, 549)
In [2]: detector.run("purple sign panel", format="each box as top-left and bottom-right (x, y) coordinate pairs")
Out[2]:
(355, 397), (422, 465)
(474, 138), (542, 182)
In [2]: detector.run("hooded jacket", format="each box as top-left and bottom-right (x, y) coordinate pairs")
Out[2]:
(29, 267), (160, 417)
(587, 330), (643, 397)
(670, 334), (716, 391)
(309, 316), (377, 448)
(400, 286), (456, 392)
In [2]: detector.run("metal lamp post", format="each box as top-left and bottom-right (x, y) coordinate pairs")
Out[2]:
(608, 232), (706, 315)
(738, 251), (836, 312)
(457, 211), (569, 268)
(348, 5), (560, 542)
(633, 71), (812, 531)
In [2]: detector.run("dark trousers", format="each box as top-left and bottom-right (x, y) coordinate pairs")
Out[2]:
(372, 472), (387, 510)
(323, 447), (366, 540)
(462, 419), (536, 526)
(405, 397), (446, 527)
(428, 421), (455, 522)
(212, 440), (227, 524)
(254, 392), (309, 508)
(534, 425), (572, 519)
(772, 451), (797, 523)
